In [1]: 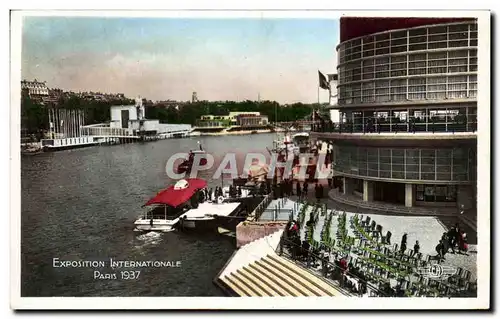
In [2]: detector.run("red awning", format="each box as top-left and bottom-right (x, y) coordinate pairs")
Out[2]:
(144, 178), (207, 207)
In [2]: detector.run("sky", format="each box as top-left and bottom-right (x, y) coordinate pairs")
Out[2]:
(21, 17), (339, 104)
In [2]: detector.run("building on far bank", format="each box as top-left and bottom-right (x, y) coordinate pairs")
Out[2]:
(21, 79), (49, 102)
(82, 98), (191, 138)
(197, 112), (268, 128)
(312, 17), (478, 214)
(193, 112), (270, 134)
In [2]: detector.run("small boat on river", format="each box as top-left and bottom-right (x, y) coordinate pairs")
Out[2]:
(176, 142), (208, 174)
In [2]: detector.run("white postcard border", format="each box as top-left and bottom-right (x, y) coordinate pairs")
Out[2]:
(9, 9), (491, 310)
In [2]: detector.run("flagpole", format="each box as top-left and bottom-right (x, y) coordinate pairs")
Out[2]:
(317, 85), (320, 105)
(315, 85), (319, 131)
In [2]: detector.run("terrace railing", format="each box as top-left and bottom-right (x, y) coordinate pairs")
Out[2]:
(248, 190), (274, 221)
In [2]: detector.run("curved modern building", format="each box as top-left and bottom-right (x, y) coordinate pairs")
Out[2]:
(314, 17), (477, 212)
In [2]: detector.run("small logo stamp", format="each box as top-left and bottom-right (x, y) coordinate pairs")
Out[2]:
(417, 264), (457, 280)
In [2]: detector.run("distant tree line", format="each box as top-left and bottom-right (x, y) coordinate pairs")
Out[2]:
(146, 100), (317, 125)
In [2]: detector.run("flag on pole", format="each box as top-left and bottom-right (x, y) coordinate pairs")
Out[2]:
(318, 70), (330, 90)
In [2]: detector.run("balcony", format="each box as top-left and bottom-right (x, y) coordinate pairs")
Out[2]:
(312, 112), (477, 140)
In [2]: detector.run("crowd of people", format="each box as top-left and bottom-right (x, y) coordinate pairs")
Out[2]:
(272, 179), (328, 202)
(435, 223), (469, 262)
(197, 185), (245, 204)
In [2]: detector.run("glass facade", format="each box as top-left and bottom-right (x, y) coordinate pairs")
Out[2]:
(333, 145), (475, 182)
(337, 21), (478, 106)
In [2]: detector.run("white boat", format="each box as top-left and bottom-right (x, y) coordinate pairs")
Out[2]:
(134, 178), (254, 232)
(176, 142), (207, 174)
(291, 132), (310, 149)
(271, 132), (311, 161)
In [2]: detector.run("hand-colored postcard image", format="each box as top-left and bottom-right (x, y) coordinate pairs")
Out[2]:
(10, 10), (490, 310)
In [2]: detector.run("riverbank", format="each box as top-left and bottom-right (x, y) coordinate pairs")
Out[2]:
(189, 129), (282, 137)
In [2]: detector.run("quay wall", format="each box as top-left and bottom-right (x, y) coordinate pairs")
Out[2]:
(235, 221), (287, 248)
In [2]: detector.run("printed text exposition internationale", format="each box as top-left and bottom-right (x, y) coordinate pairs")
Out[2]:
(53, 258), (182, 269)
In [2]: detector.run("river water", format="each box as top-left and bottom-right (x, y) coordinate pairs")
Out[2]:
(21, 133), (275, 296)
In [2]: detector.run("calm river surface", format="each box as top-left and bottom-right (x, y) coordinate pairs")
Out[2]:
(21, 133), (275, 296)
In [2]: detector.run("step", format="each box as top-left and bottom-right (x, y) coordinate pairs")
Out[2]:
(260, 257), (328, 296)
(247, 263), (302, 296)
(226, 273), (261, 297)
(254, 259), (314, 296)
(267, 254), (341, 296)
(243, 265), (290, 296)
(236, 268), (280, 296)
(221, 275), (248, 297)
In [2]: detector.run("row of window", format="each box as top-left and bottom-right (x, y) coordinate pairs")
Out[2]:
(341, 23), (476, 49)
(333, 146), (474, 182)
(339, 50), (477, 84)
(340, 75), (476, 91)
(341, 107), (477, 122)
(338, 75), (477, 105)
(339, 22), (478, 64)
(343, 148), (470, 161)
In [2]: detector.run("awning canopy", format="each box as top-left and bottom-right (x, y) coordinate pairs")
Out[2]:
(144, 178), (207, 207)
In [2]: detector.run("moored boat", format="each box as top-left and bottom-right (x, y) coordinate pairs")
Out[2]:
(134, 178), (256, 232)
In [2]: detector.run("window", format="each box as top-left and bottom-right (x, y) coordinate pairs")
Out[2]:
(449, 31), (468, 41)
(391, 45), (407, 53)
(391, 37), (407, 46)
(429, 25), (447, 34)
(409, 68), (426, 75)
(363, 59), (374, 66)
(428, 59), (447, 67)
(410, 43), (427, 51)
(409, 61), (426, 68)
(416, 185), (457, 202)
(428, 52), (447, 60)
(391, 79), (406, 87)
(375, 57), (390, 65)
(376, 33), (390, 41)
(391, 62), (407, 70)
(449, 58), (468, 66)
(428, 34), (447, 42)
(449, 50), (468, 59)
(391, 55), (407, 63)
(428, 66), (447, 74)
(428, 41), (447, 49)
(409, 35), (427, 44)
(448, 66), (468, 73)
(391, 70), (407, 77)
(376, 71), (390, 79)
(448, 24), (469, 33)
(392, 30), (407, 38)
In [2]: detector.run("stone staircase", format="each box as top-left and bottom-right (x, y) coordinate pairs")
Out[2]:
(216, 227), (342, 297)
(219, 254), (341, 297)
